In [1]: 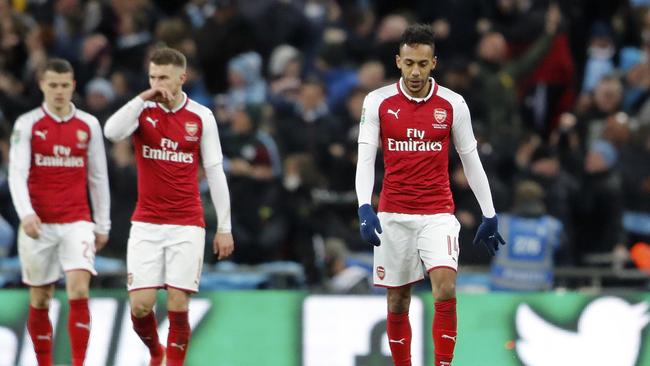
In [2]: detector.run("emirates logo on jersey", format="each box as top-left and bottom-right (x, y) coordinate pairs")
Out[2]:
(434, 108), (447, 123)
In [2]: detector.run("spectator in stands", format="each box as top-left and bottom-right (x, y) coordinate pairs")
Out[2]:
(620, 125), (650, 245)
(572, 139), (626, 265)
(221, 106), (283, 264)
(490, 180), (563, 291)
(474, 4), (561, 157)
(225, 51), (267, 108)
(83, 77), (116, 123)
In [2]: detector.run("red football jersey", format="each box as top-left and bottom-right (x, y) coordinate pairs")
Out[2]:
(129, 95), (221, 227)
(358, 78), (477, 214)
(8, 104), (111, 231)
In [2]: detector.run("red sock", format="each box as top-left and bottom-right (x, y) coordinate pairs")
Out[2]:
(68, 298), (90, 366)
(28, 306), (53, 366)
(131, 312), (164, 359)
(167, 310), (191, 366)
(387, 311), (411, 366)
(433, 298), (457, 366)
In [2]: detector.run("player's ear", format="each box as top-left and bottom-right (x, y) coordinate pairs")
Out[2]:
(395, 54), (401, 70)
(431, 56), (437, 70)
(180, 72), (187, 84)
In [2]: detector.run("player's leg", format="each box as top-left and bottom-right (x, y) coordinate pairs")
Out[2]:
(418, 214), (461, 366)
(127, 222), (166, 365)
(429, 268), (457, 366)
(375, 213), (423, 366)
(29, 285), (55, 366)
(387, 285), (413, 366)
(59, 222), (96, 366)
(64, 270), (92, 366)
(18, 224), (60, 366)
(163, 225), (205, 366)
(130, 289), (165, 365)
(166, 288), (191, 366)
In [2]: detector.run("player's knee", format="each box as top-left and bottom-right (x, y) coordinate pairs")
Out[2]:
(131, 302), (154, 318)
(30, 286), (53, 308)
(67, 285), (89, 300)
(433, 281), (456, 301)
(30, 296), (51, 309)
(167, 291), (190, 311)
(387, 288), (411, 313)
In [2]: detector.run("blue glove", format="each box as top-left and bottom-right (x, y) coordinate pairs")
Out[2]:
(473, 215), (506, 256)
(358, 204), (383, 246)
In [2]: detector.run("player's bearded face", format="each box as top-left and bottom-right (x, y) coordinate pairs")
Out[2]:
(148, 63), (187, 102)
(396, 44), (436, 97)
(39, 71), (75, 110)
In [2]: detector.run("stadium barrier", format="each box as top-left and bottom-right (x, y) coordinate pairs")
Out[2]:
(0, 290), (648, 365)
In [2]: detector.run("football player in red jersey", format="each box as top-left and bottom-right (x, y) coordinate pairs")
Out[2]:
(355, 25), (505, 366)
(8, 58), (111, 366)
(105, 48), (234, 366)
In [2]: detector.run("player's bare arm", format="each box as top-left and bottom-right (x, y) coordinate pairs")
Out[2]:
(213, 232), (234, 260)
(21, 214), (42, 239)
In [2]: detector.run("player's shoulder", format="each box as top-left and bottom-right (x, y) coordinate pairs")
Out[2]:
(367, 83), (399, 104)
(435, 83), (466, 107)
(75, 108), (101, 127)
(142, 100), (157, 110)
(185, 98), (214, 121)
(15, 107), (45, 127)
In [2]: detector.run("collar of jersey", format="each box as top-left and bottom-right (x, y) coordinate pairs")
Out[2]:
(41, 102), (76, 122)
(398, 77), (437, 103)
(157, 92), (188, 113)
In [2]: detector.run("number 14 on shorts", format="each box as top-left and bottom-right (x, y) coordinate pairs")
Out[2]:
(447, 235), (459, 256)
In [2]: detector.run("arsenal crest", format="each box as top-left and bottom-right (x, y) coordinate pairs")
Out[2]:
(77, 129), (88, 142)
(185, 121), (198, 136)
(434, 108), (447, 123)
(376, 266), (386, 280)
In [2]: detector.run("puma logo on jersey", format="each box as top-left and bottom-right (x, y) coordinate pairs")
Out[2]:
(170, 342), (186, 351)
(387, 109), (400, 119)
(441, 334), (457, 342)
(35, 130), (48, 140)
(146, 116), (158, 128)
(389, 338), (406, 345)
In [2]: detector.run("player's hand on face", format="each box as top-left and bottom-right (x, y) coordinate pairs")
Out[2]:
(214, 232), (234, 260)
(94, 233), (109, 252)
(138, 87), (173, 103)
(472, 215), (506, 256)
(358, 204), (382, 246)
(21, 214), (42, 239)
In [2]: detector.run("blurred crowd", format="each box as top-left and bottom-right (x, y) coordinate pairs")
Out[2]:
(0, 0), (649, 290)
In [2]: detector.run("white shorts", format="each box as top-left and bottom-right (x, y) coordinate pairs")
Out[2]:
(18, 221), (97, 286)
(374, 212), (461, 287)
(127, 221), (205, 293)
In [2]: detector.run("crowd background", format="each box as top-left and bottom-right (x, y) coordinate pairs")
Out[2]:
(0, 0), (649, 292)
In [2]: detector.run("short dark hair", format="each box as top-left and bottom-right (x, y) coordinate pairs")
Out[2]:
(399, 24), (436, 54)
(44, 58), (74, 75)
(150, 47), (187, 68)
